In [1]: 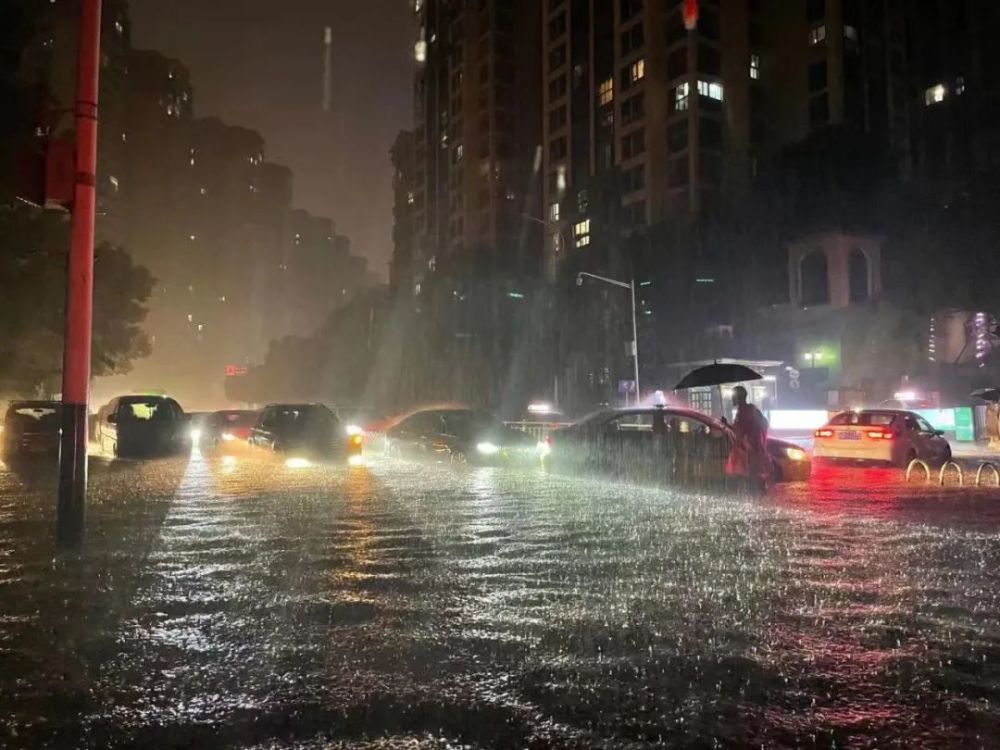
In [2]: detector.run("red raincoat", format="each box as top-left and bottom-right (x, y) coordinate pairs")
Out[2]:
(726, 403), (771, 485)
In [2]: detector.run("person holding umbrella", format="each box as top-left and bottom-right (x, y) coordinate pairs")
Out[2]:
(725, 385), (772, 492)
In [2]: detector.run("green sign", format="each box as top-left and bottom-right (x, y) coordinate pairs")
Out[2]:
(955, 407), (975, 442)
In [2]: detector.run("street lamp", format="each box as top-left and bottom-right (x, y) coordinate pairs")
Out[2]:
(577, 272), (641, 406)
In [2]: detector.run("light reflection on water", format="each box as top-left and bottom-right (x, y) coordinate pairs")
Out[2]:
(0, 455), (999, 747)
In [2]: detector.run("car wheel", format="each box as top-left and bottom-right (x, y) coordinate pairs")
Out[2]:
(900, 449), (917, 469)
(941, 445), (952, 464)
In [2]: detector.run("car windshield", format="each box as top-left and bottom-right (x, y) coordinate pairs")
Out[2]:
(5, 405), (60, 431)
(216, 411), (257, 427)
(271, 406), (337, 432)
(120, 399), (173, 421)
(441, 411), (504, 437)
(829, 411), (897, 426)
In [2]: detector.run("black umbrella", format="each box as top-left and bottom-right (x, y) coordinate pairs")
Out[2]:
(971, 388), (1000, 403)
(674, 362), (763, 390)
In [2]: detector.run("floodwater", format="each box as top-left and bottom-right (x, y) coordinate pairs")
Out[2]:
(2, 451), (1000, 748)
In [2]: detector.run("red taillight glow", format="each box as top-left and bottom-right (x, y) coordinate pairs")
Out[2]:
(815, 429), (834, 438)
(866, 430), (895, 441)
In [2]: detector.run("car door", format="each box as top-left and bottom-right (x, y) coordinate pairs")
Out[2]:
(102, 399), (120, 446)
(902, 414), (926, 458)
(251, 408), (275, 448)
(916, 415), (949, 462)
(597, 412), (654, 478)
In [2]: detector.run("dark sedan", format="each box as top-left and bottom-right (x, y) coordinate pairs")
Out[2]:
(249, 404), (362, 463)
(386, 408), (539, 466)
(545, 407), (810, 487)
(2, 401), (61, 459)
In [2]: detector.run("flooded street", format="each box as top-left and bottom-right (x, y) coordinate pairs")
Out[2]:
(2, 453), (1000, 748)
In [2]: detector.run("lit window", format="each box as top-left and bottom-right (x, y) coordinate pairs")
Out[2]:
(844, 24), (858, 43)
(187, 314), (193, 322)
(575, 235), (591, 248)
(109, 175), (119, 191)
(598, 77), (614, 106)
(189, 157), (195, 166)
(629, 58), (645, 84)
(407, 191), (415, 204)
(199, 187), (206, 195)
(114, 20), (124, 35)
(456, 143), (464, 161)
(121, 132), (127, 143)
(698, 80), (724, 101)
(549, 202), (560, 221)
(573, 218), (591, 247)
(750, 54), (760, 80)
(925, 84), (946, 106)
(415, 40), (427, 62)
(956, 76), (966, 95)
(674, 82), (690, 110)
(809, 25), (826, 45)
(189, 234), (196, 241)
(557, 165), (567, 193)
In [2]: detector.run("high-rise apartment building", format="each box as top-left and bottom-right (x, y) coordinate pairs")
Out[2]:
(411, 0), (542, 289)
(910, 0), (1000, 188)
(540, 0), (915, 276)
(389, 130), (417, 292)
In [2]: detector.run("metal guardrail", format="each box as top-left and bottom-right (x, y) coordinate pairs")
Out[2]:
(976, 462), (1000, 487)
(905, 459), (931, 483)
(938, 461), (963, 486)
(906, 458), (1000, 488)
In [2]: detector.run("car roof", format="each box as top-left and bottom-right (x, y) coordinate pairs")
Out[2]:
(581, 406), (721, 422)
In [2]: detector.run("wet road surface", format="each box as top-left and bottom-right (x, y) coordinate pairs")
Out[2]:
(2, 450), (1000, 748)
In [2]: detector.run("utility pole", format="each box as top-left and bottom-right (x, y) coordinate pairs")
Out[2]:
(577, 272), (641, 406)
(57, 0), (103, 550)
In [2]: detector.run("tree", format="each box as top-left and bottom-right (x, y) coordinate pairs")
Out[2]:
(0, 206), (154, 396)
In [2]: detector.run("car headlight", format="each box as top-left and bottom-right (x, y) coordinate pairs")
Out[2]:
(222, 432), (236, 442)
(785, 447), (808, 462)
(476, 441), (500, 456)
(190, 428), (202, 444)
(285, 457), (311, 469)
(345, 424), (363, 436)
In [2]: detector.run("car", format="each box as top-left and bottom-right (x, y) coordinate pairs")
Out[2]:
(249, 403), (362, 461)
(386, 407), (539, 466)
(95, 395), (191, 458)
(198, 410), (258, 451)
(813, 409), (952, 467)
(545, 407), (811, 487)
(2, 401), (62, 459)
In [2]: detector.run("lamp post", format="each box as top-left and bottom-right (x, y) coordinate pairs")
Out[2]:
(577, 272), (641, 406)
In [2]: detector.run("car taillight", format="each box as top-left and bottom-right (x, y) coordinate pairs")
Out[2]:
(545, 435), (553, 446)
(351, 434), (363, 447)
(866, 430), (895, 440)
(815, 429), (834, 438)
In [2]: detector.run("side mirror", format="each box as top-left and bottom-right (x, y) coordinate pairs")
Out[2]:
(107, 414), (117, 425)
(934, 429), (945, 437)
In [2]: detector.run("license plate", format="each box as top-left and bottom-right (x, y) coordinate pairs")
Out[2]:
(839, 431), (861, 440)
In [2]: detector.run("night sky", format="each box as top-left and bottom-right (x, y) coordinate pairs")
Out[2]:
(129, 0), (414, 279)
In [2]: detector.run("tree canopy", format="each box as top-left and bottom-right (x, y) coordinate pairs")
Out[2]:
(0, 206), (155, 396)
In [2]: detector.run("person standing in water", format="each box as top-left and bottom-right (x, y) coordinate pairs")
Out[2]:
(725, 385), (771, 491)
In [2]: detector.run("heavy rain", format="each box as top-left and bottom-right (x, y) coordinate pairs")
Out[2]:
(3, 0), (1000, 747)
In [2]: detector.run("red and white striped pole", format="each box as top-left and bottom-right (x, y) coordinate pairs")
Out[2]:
(57, 0), (103, 549)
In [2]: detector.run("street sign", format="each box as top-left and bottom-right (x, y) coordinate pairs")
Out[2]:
(618, 379), (637, 394)
(625, 340), (637, 357)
